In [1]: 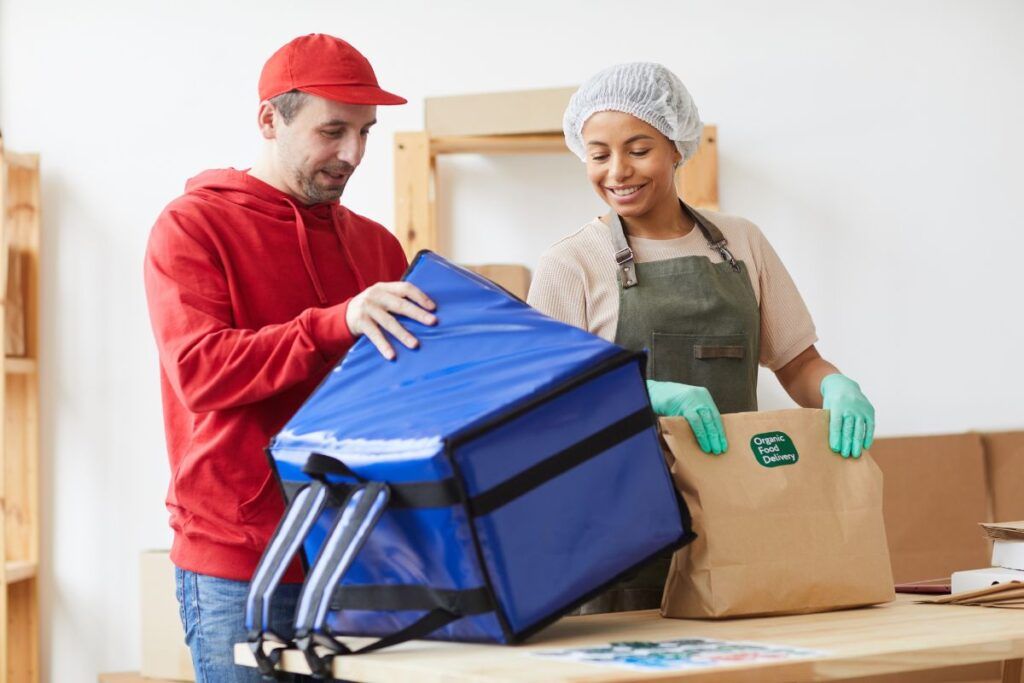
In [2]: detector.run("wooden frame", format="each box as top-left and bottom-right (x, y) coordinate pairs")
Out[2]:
(0, 139), (40, 683)
(393, 126), (719, 259)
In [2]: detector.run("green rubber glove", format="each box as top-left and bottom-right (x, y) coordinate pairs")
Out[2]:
(646, 380), (727, 455)
(821, 374), (875, 458)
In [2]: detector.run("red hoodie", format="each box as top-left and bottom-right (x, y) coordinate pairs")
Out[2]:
(144, 168), (408, 582)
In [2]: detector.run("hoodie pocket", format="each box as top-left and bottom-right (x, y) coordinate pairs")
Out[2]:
(238, 470), (283, 527)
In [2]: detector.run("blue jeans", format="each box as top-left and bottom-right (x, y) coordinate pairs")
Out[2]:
(175, 567), (311, 682)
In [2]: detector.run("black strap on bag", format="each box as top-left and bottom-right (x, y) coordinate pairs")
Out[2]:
(244, 480), (331, 677)
(469, 408), (651, 515)
(304, 452), (463, 508)
(329, 584), (494, 614)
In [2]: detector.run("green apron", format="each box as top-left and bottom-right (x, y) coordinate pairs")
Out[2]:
(575, 201), (761, 615)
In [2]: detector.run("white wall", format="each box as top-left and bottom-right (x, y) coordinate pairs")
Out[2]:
(1, 0), (1022, 679)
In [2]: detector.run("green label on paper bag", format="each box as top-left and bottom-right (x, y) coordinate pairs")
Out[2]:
(750, 431), (799, 467)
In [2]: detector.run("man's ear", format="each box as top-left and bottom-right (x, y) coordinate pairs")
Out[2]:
(257, 101), (277, 140)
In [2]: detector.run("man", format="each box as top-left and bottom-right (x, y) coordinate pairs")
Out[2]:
(144, 33), (435, 681)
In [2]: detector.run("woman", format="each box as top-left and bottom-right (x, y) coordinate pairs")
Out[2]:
(527, 62), (875, 613)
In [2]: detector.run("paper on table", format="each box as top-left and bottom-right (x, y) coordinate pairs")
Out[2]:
(960, 588), (1024, 605)
(530, 638), (825, 671)
(922, 581), (1024, 608)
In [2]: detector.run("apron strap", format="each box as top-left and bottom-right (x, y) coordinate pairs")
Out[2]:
(608, 212), (639, 289)
(686, 201), (741, 273)
(608, 201), (740, 287)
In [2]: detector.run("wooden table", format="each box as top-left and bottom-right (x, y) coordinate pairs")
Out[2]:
(235, 595), (1024, 682)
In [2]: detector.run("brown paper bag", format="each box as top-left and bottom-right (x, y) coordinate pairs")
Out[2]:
(660, 408), (894, 618)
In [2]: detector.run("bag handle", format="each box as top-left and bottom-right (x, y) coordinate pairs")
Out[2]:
(246, 454), (474, 677)
(292, 481), (392, 677)
(292, 483), (476, 678)
(245, 454), (373, 676)
(244, 479), (331, 676)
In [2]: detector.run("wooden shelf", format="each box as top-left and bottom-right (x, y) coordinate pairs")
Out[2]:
(1, 153), (37, 172)
(4, 357), (36, 375)
(431, 133), (567, 155)
(4, 562), (36, 584)
(394, 126), (719, 259)
(1, 140), (41, 681)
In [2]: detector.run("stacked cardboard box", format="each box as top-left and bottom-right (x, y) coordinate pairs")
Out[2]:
(424, 87), (575, 137)
(463, 264), (531, 300)
(139, 551), (194, 681)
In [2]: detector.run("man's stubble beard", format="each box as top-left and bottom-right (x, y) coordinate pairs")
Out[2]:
(297, 169), (347, 204)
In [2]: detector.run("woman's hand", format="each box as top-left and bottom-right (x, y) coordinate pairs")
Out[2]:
(646, 380), (727, 455)
(820, 374), (875, 458)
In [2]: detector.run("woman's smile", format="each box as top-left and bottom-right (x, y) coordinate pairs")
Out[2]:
(604, 182), (648, 204)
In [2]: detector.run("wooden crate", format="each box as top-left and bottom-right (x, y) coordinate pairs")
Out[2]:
(0, 139), (40, 683)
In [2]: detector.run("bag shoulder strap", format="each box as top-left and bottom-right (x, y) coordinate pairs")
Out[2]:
(244, 479), (331, 677)
(293, 481), (391, 676)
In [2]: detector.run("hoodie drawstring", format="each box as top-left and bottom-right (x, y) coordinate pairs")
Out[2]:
(332, 210), (367, 292)
(283, 196), (366, 305)
(286, 198), (328, 304)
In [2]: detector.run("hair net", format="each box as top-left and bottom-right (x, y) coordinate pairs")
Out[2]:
(563, 62), (703, 164)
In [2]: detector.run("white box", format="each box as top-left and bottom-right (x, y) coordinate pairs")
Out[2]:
(951, 566), (1024, 594)
(992, 540), (1024, 571)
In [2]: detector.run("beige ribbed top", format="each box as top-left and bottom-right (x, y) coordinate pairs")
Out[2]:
(526, 210), (818, 371)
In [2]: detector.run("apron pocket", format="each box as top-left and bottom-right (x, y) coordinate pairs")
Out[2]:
(650, 332), (755, 414)
(694, 344), (745, 360)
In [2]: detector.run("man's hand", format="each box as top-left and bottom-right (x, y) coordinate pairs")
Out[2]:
(345, 282), (437, 360)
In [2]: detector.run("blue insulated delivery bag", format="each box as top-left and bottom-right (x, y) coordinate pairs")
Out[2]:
(245, 251), (694, 676)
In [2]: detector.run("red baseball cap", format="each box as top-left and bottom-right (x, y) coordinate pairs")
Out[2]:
(258, 33), (407, 105)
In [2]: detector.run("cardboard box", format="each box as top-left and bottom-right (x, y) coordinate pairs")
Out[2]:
(464, 264), (531, 300)
(982, 431), (1024, 522)
(140, 551), (194, 681)
(870, 433), (992, 583)
(840, 663), (1001, 683)
(425, 87), (576, 137)
(99, 673), (182, 683)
